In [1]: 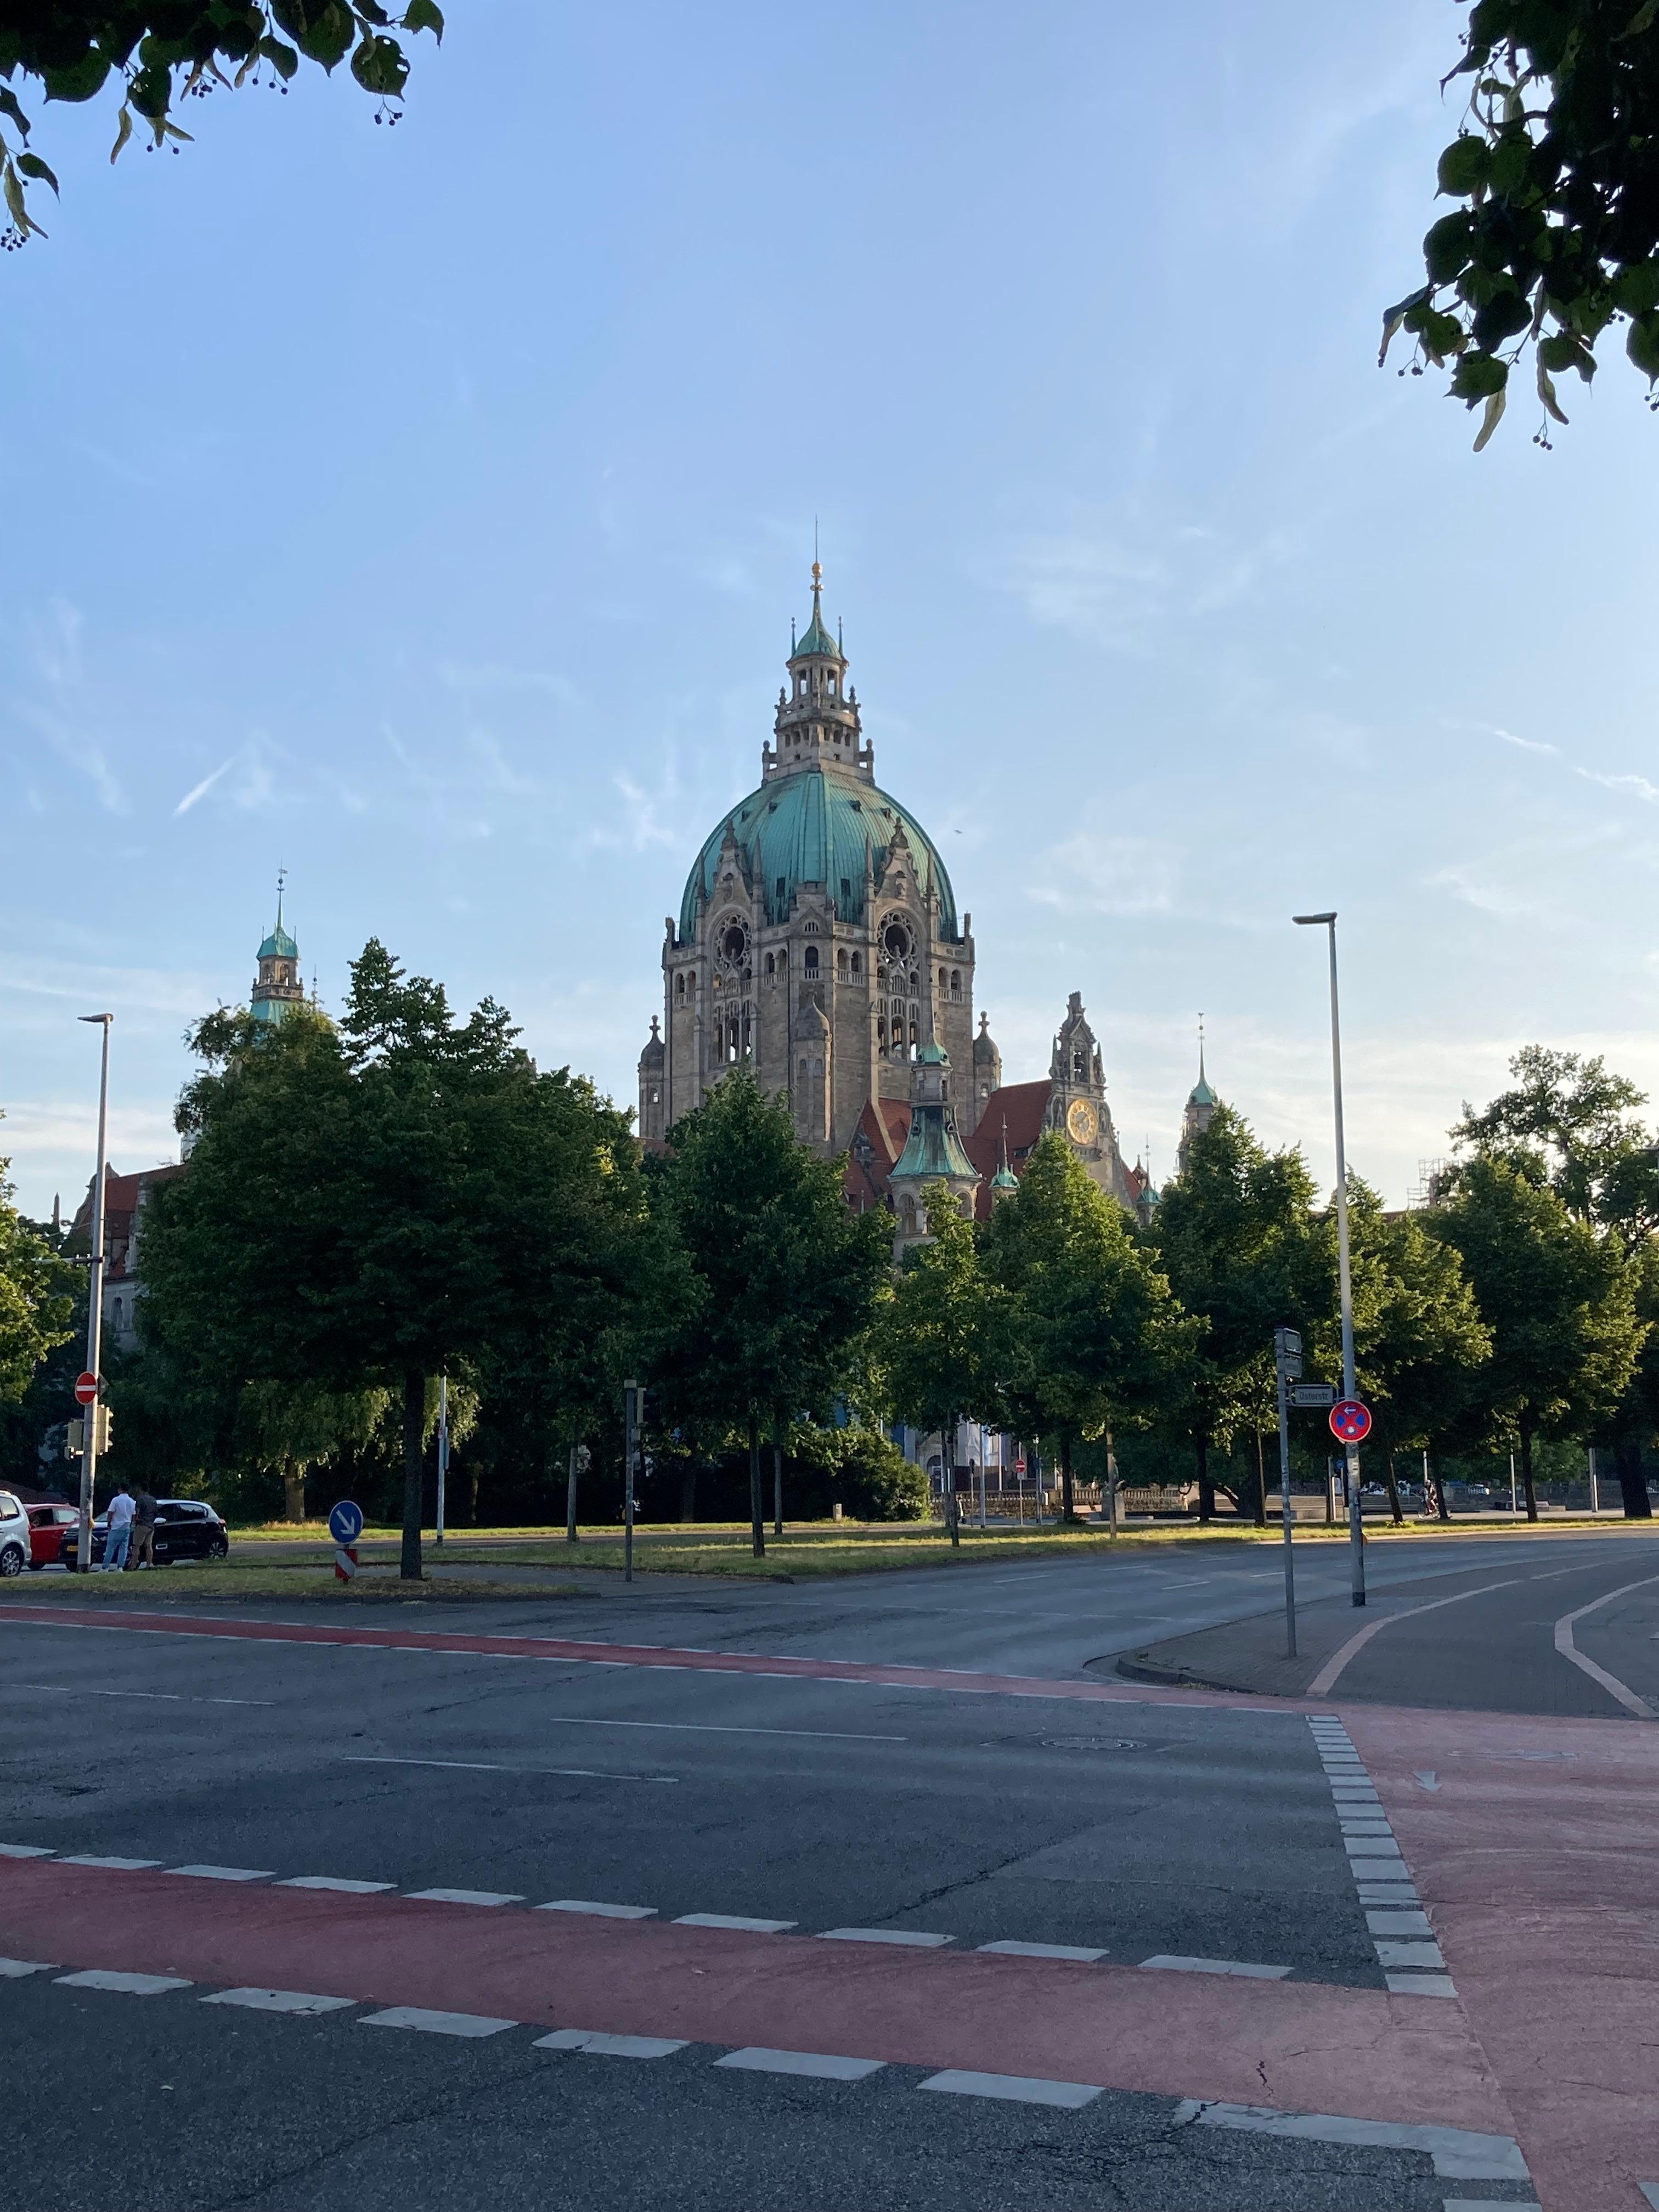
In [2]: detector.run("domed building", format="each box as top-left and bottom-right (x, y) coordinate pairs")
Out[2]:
(640, 566), (1143, 1224)
(644, 562), (981, 1154)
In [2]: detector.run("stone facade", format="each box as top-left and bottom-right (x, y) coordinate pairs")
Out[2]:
(639, 569), (1158, 1228)
(650, 565), (978, 1155)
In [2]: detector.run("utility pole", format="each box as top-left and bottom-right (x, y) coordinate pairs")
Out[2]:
(1273, 1327), (1300, 1658)
(435, 1373), (449, 1545)
(1295, 912), (1365, 1607)
(75, 1015), (112, 1571)
(623, 1380), (641, 1584)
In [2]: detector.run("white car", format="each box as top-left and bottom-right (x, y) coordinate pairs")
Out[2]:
(0, 1491), (30, 1577)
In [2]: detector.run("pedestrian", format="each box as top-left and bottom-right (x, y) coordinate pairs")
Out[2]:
(130, 1488), (157, 1570)
(103, 1482), (134, 1572)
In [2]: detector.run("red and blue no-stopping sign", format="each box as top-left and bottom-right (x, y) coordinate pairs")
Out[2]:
(1329, 1398), (1372, 1444)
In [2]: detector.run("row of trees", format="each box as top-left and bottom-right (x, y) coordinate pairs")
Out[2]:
(2, 944), (1655, 1556)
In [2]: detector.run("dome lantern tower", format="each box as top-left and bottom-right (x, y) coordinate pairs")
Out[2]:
(251, 874), (304, 1029)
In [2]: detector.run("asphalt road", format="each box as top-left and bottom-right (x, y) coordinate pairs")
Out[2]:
(4, 1530), (1640, 2211)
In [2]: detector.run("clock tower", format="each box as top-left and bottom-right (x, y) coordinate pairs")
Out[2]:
(1044, 991), (1133, 1209)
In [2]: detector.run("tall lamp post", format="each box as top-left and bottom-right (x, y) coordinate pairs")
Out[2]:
(1293, 913), (1365, 1609)
(76, 1014), (113, 1572)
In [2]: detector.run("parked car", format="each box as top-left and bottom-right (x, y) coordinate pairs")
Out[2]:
(26, 1502), (81, 1568)
(63, 1499), (230, 1570)
(0, 1491), (30, 1576)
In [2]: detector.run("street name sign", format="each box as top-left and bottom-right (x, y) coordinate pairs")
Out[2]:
(1291, 1384), (1336, 1408)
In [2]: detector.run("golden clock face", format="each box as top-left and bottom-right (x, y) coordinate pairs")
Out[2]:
(1066, 1097), (1099, 1147)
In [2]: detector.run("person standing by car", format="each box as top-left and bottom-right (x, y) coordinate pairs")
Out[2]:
(103, 1483), (135, 1572)
(129, 1488), (157, 1570)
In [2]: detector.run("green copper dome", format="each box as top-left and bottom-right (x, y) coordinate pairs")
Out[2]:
(258, 922), (299, 961)
(794, 605), (840, 659)
(1188, 1075), (1216, 1108)
(679, 766), (959, 939)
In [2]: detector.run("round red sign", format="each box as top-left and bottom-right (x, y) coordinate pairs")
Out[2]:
(1329, 1398), (1372, 1444)
(74, 1371), (99, 1406)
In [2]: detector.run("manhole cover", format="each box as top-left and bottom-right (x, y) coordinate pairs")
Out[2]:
(1042, 1736), (1151, 1752)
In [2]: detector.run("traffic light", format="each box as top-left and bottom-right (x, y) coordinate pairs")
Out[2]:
(66, 1418), (84, 1457)
(94, 1404), (113, 1454)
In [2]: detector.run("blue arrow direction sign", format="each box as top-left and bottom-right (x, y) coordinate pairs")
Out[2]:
(328, 1499), (364, 1547)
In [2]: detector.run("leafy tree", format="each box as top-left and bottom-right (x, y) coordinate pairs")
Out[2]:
(981, 1134), (1193, 1523)
(0, 1), (442, 247)
(235, 1378), (391, 1522)
(141, 944), (653, 1576)
(1454, 1046), (1657, 1513)
(1150, 1106), (1325, 1521)
(1325, 1177), (1492, 1523)
(0, 1141), (76, 1409)
(1384, 1), (1659, 447)
(1430, 1152), (1645, 1517)
(1452, 1046), (1659, 1238)
(648, 1070), (891, 1556)
(884, 1181), (1003, 1536)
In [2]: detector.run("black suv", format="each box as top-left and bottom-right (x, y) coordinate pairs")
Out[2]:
(66, 1499), (230, 1568)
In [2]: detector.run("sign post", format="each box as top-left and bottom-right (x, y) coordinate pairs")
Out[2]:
(1329, 1399), (1373, 1575)
(329, 1499), (363, 1584)
(74, 1014), (113, 1571)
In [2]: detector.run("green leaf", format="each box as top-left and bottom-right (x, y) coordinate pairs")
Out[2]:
(1424, 211), (1473, 284)
(1, 157), (38, 234)
(351, 30), (409, 95)
(110, 101), (131, 161)
(40, 49), (111, 103)
(1628, 312), (1659, 383)
(259, 35), (300, 79)
(356, 0), (393, 22)
(1450, 350), (1508, 401)
(1437, 135), (1489, 197)
(16, 151), (58, 194)
(1612, 258), (1659, 315)
(300, 2), (356, 71)
(1471, 385), (1506, 452)
(129, 59), (171, 120)
(401, 0), (444, 39)
(1472, 286), (1532, 349)
(0, 85), (30, 136)
(1538, 330), (1595, 381)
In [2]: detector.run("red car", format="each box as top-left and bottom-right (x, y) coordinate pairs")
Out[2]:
(26, 1502), (81, 1568)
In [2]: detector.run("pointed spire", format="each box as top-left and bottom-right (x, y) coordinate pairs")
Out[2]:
(792, 546), (842, 661)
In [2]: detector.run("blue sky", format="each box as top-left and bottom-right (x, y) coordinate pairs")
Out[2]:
(5, 0), (1659, 1221)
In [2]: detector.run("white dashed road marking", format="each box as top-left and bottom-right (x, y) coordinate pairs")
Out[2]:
(361, 2006), (517, 2037)
(406, 1888), (525, 1908)
(55, 1969), (193, 1996)
(919, 2068), (1103, 2109)
(715, 2047), (886, 2080)
(276, 1876), (397, 1894)
(819, 1927), (953, 1948)
(1139, 1955), (1291, 1979)
(1171, 2101), (1530, 2182)
(534, 2029), (687, 2057)
(535, 1899), (657, 1920)
(201, 1988), (357, 2016)
(674, 1912), (795, 1933)
(0, 1843), (54, 1859)
(167, 1865), (274, 1882)
(61, 1855), (162, 1871)
(0, 1957), (56, 1977)
(975, 1940), (1107, 1962)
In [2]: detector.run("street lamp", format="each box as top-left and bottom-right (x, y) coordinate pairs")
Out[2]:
(1293, 913), (1365, 1609)
(76, 1015), (113, 1572)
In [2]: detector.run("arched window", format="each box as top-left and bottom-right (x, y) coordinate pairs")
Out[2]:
(939, 969), (947, 992)
(764, 952), (775, 979)
(804, 945), (819, 977)
(798, 1059), (807, 1086)
(909, 1019), (919, 1051)
(950, 969), (961, 1000)
(836, 947), (848, 979)
(1073, 1049), (1086, 1081)
(877, 1018), (887, 1049)
(674, 973), (685, 1003)
(850, 950), (861, 978)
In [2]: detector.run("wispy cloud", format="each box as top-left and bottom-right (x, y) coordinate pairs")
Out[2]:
(171, 740), (280, 818)
(997, 518), (1294, 653)
(1579, 767), (1659, 804)
(1030, 832), (1179, 917)
(174, 757), (235, 815)
(1492, 725), (1558, 757)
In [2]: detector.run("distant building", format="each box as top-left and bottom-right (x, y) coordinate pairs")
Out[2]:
(251, 883), (305, 1028)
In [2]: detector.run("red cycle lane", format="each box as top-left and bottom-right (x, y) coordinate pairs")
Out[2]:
(3, 1855), (1512, 2138)
(1352, 1702), (1659, 2212)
